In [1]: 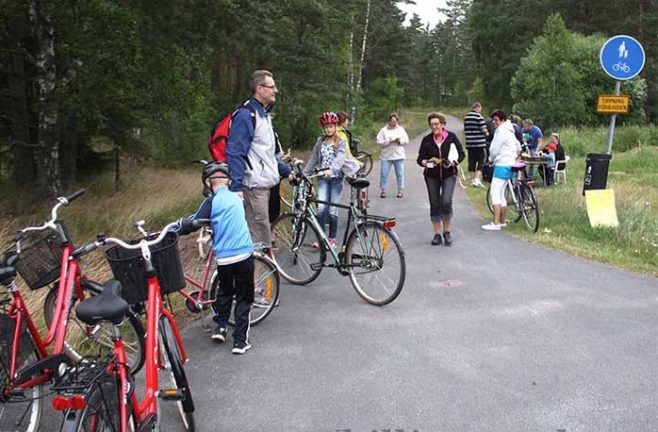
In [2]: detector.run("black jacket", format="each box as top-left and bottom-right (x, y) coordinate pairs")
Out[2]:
(416, 131), (465, 180)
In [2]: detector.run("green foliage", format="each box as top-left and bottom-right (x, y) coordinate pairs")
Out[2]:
(511, 14), (647, 129)
(364, 77), (403, 121)
(556, 125), (658, 157)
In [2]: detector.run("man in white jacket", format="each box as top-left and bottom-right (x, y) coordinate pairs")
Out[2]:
(482, 109), (521, 231)
(376, 113), (410, 198)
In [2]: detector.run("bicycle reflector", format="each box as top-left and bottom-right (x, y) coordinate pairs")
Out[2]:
(382, 219), (396, 229)
(52, 394), (87, 411)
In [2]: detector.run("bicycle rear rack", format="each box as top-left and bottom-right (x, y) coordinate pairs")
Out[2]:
(51, 356), (113, 394)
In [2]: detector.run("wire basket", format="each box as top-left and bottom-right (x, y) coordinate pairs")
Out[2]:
(104, 232), (186, 305)
(15, 230), (63, 290)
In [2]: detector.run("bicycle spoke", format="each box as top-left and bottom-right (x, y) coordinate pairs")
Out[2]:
(346, 223), (405, 305)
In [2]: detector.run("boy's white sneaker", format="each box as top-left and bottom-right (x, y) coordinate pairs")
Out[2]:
(481, 222), (502, 231)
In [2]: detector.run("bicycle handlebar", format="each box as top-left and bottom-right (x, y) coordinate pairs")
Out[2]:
(14, 189), (86, 251)
(98, 221), (180, 252)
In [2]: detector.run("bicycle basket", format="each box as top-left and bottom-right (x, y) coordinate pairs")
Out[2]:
(104, 232), (185, 305)
(15, 230), (63, 290)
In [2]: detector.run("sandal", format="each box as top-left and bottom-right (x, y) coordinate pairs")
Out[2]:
(396, 192), (403, 198)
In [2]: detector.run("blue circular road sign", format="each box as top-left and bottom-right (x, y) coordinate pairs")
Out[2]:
(600, 35), (645, 80)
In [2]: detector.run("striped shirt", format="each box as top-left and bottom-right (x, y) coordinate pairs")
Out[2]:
(463, 111), (487, 148)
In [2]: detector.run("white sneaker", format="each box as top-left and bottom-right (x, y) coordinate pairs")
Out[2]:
(472, 178), (485, 188)
(481, 222), (501, 231)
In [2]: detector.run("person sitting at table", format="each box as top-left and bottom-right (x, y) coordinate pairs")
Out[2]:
(538, 132), (565, 186)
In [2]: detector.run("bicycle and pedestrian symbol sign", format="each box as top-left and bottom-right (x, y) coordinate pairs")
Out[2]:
(600, 35), (645, 80)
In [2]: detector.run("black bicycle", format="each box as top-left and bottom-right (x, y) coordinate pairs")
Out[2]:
(351, 138), (373, 177)
(271, 166), (405, 306)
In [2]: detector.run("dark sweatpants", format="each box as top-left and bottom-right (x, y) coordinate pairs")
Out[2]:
(212, 255), (254, 344)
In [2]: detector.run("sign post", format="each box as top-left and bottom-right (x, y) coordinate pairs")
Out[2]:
(599, 35), (645, 154)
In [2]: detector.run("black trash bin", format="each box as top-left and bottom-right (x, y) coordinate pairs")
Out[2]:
(583, 153), (611, 195)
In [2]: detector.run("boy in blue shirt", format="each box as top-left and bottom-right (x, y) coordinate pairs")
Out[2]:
(186, 162), (255, 354)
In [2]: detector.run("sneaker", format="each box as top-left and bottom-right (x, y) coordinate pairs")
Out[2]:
(232, 341), (252, 355)
(328, 238), (337, 249)
(442, 231), (452, 246)
(253, 296), (270, 308)
(431, 233), (442, 245)
(481, 222), (501, 231)
(472, 178), (485, 188)
(211, 327), (228, 343)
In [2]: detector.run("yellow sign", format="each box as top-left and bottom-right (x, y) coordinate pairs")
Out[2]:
(585, 189), (619, 228)
(597, 95), (630, 114)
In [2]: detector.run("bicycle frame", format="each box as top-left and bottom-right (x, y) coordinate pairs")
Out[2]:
(180, 248), (216, 311)
(3, 203), (88, 398)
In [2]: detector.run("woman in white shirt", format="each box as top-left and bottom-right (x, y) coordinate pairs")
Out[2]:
(376, 113), (409, 198)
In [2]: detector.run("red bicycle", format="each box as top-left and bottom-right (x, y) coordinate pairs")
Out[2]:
(51, 220), (195, 431)
(178, 222), (280, 327)
(0, 190), (143, 432)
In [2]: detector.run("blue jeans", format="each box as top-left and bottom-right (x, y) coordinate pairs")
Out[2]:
(317, 177), (344, 239)
(380, 159), (405, 191)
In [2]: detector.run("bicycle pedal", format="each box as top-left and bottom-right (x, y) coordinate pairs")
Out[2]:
(158, 388), (186, 401)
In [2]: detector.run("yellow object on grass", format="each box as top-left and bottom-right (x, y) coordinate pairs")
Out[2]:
(585, 189), (619, 227)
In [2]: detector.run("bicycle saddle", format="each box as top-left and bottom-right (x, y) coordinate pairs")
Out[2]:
(76, 279), (129, 326)
(347, 177), (370, 189)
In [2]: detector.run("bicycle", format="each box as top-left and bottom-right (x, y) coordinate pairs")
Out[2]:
(485, 162), (540, 233)
(168, 220), (280, 327)
(271, 168), (406, 305)
(50, 220), (196, 431)
(0, 190), (143, 432)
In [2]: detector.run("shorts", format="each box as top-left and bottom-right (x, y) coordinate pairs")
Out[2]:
(243, 187), (271, 246)
(467, 147), (487, 172)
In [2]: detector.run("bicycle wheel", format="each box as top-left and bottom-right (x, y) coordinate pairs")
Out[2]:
(487, 184), (514, 215)
(44, 286), (146, 374)
(271, 213), (325, 285)
(0, 315), (43, 432)
(209, 254), (280, 327)
(197, 226), (212, 259)
(345, 222), (405, 305)
(63, 373), (121, 432)
(160, 316), (195, 432)
(519, 183), (540, 233)
(355, 151), (373, 177)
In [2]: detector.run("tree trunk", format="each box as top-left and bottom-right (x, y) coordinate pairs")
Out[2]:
(352, 0), (371, 123)
(6, 8), (36, 188)
(59, 111), (77, 188)
(347, 21), (355, 116)
(29, 0), (61, 196)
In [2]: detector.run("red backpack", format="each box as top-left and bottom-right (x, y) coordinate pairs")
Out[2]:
(208, 102), (256, 162)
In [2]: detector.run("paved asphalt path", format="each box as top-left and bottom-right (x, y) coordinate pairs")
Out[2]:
(162, 116), (657, 432)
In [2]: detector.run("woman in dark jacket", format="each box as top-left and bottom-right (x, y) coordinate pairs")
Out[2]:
(416, 112), (465, 246)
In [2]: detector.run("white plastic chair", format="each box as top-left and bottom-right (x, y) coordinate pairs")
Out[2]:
(554, 155), (570, 185)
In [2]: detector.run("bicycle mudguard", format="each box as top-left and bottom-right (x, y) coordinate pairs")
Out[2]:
(15, 352), (71, 383)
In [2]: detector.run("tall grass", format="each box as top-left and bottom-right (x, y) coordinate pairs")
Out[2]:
(0, 164), (206, 339)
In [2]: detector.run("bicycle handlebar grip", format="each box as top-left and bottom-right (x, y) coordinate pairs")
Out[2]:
(73, 242), (99, 258)
(14, 231), (24, 242)
(65, 189), (85, 204)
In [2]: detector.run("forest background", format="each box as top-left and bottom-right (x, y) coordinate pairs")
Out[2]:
(0, 0), (657, 200)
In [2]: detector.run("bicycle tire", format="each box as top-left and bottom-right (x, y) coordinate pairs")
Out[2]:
(0, 315), (43, 432)
(44, 286), (146, 374)
(59, 372), (122, 432)
(355, 151), (373, 177)
(345, 222), (406, 305)
(519, 183), (540, 233)
(208, 254), (280, 327)
(271, 213), (325, 285)
(486, 184), (514, 216)
(160, 316), (196, 431)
